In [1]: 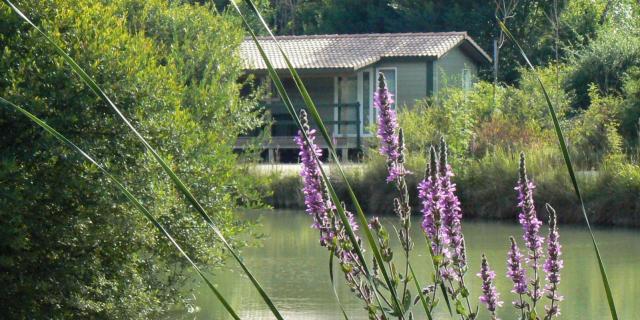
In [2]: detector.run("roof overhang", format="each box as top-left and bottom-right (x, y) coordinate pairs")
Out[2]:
(458, 37), (492, 65)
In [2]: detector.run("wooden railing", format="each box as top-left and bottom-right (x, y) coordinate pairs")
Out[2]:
(246, 102), (362, 150)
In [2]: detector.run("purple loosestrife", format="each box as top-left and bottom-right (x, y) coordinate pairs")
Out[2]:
(295, 110), (332, 245)
(418, 146), (440, 248)
(543, 205), (563, 319)
(507, 237), (528, 312)
(437, 138), (465, 278)
(507, 237), (528, 295)
(516, 152), (544, 304)
(375, 73), (415, 311)
(478, 254), (503, 319)
(375, 73), (405, 183)
(296, 110), (378, 315)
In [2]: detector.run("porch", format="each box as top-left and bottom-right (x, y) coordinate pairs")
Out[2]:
(236, 71), (382, 162)
(236, 102), (363, 162)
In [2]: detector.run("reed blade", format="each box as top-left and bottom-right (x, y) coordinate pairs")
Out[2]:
(0, 97), (240, 320)
(231, 1), (404, 316)
(329, 251), (351, 320)
(408, 262), (434, 320)
(1, 1), (283, 318)
(497, 19), (618, 320)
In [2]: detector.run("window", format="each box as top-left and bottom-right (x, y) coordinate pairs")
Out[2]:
(462, 68), (472, 92)
(339, 76), (358, 135)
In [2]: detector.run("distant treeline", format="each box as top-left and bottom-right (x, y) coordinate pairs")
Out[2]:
(217, 0), (638, 83)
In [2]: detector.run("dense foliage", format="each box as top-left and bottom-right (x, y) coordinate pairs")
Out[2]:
(0, 0), (263, 318)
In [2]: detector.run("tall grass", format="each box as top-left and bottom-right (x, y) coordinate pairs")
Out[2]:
(230, 1), (406, 317)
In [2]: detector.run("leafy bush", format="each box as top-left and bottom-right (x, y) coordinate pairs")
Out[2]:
(0, 0), (262, 318)
(398, 66), (571, 161)
(566, 23), (640, 108)
(397, 88), (476, 160)
(566, 85), (625, 166)
(621, 67), (640, 147)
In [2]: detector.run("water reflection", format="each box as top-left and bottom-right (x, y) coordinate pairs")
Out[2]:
(187, 210), (640, 319)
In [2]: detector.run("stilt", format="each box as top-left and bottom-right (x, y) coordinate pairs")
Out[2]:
(341, 148), (349, 162)
(268, 148), (275, 163)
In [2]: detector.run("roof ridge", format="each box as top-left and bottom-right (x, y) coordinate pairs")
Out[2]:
(248, 31), (468, 41)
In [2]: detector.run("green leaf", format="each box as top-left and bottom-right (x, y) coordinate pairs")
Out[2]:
(529, 309), (538, 320)
(440, 282), (453, 317)
(373, 277), (390, 291)
(408, 263), (434, 320)
(403, 289), (412, 313)
(432, 254), (444, 266)
(498, 19), (619, 320)
(455, 300), (468, 317)
(460, 287), (470, 298)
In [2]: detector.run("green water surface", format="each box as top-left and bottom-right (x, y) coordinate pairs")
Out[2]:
(186, 210), (639, 319)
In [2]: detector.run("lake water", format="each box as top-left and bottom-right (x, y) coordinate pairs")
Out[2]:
(186, 210), (639, 319)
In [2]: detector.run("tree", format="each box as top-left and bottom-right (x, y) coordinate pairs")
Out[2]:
(565, 4), (640, 108)
(0, 0), (262, 318)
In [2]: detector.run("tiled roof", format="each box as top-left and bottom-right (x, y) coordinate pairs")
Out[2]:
(240, 32), (491, 70)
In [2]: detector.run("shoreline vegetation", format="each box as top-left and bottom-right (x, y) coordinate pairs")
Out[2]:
(257, 151), (640, 228)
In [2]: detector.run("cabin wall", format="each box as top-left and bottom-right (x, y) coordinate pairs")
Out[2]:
(433, 47), (478, 93)
(371, 61), (428, 108)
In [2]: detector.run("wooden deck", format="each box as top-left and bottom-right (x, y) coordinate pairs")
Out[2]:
(235, 135), (363, 150)
(235, 102), (366, 161)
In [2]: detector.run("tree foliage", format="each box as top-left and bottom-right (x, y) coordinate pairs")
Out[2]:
(0, 0), (262, 318)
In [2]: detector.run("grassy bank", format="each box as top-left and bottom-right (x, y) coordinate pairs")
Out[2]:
(258, 148), (640, 227)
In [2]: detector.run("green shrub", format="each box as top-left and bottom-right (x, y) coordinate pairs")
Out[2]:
(589, 159), (640, 226)
(566, 85), (626, 166)
(0, 1), (262, 318)
(398, 66), (571, 160)
(566, 23), (640, 108)
(621, 67), (640, 147)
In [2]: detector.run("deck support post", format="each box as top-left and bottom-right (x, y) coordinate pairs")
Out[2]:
(341, 148), (349, 162)
(268, 148), (275, 163)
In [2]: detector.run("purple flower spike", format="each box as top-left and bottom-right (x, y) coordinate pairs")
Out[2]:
(478, 254), (503, 319)
(437, 138), (465, 273)
(296, 109), (376, 314)
(544, 205), (563, 318)
(507, 237), (528, 300)
(516, 152), (544, 256)
(295, 110), (332, 243)
(516, 152), (544, 304)
(419, 146), (439, 242)
(375, 72), (401, 182)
